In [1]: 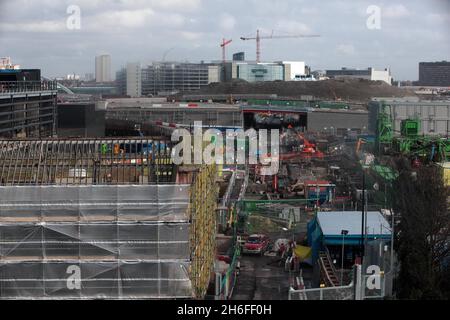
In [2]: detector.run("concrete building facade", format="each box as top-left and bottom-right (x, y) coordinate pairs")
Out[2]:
(223, 61), (307, 82)
(326, 67), (392, 85)
(280, 61), (306, 80)
(232, 52), (245, 61)
(116, 62), (142, 97)
(95, 54), (112, 82)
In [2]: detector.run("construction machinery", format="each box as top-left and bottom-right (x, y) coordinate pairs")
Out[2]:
(279, 133), (324, 160)
(240, 29), (320, 63)
(375, 102), (450, 163)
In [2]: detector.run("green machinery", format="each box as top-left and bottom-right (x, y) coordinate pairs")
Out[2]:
(375, 103), (450, 162)
(375, 102), (394, 153)
(394, 119), (449, 162)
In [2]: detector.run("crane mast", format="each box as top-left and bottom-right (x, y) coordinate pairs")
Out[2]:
(220, 38), (233, 63)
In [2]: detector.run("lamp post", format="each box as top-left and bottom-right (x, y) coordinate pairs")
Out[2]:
(360, 166), (369, 264)
(316, 184), (320, 208)
(340, 229), (349, 286)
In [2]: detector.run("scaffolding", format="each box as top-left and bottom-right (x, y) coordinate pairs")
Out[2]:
(0, 139), (218, 299)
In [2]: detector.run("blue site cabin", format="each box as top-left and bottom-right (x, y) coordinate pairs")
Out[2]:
(308, 211), (391, 263)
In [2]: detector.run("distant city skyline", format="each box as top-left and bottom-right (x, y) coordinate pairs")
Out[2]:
(0, 0), (449, 81)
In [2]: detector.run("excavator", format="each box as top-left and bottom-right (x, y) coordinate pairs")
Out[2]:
(279, 132), (324, 160)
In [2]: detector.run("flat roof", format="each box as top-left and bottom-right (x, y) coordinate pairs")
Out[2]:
(104, 101), (240, 111)
(317, 211), (391, 237)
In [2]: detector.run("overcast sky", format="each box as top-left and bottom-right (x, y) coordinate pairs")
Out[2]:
(0, 0), (449, 80)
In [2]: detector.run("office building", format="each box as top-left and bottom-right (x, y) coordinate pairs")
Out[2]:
(117, 62), (220, 97)
(369, 97), (450, 136)
(418, 61), (450, 87)
(326, 67), (392, 85)
(223, 61), (307, 82)
(280, 61), (306, 80)
(0, 67), (57, 138)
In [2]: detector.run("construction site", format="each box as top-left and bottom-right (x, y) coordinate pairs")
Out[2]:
(1, 40), (449, 300)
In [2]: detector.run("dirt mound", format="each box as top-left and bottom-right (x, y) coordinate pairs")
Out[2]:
(196, 78), (416, 102)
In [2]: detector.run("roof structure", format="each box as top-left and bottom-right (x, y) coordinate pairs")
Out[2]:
(0, 138), (175, 185)
(317, 211), (391, 237)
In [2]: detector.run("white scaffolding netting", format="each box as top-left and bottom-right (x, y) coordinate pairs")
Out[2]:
(0, 185), (194, 299)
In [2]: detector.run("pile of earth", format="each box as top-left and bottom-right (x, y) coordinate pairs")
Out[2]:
(192, 78), (416, 103)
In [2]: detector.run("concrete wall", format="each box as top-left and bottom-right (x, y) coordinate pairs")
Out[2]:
(208, 65), (221, 83)
(107, 107), (242, 128)
(126, 62), (142, 97)
(281, 61), (306, 80)
(57, 103), (106, 137)
(307, 110), (369, 134)
(371, 68), (392, 85)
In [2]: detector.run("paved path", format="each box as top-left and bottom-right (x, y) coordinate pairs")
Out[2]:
(232, 255), (291, 300)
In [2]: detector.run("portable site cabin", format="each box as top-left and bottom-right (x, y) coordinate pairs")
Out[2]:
(307, 211), (392, 266)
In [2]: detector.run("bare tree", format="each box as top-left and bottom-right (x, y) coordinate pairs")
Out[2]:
(393, 158), (450, 299)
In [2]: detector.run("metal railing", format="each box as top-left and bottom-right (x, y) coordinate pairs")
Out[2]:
(0, 81), (57, 94)
(289, 282), (355, 300)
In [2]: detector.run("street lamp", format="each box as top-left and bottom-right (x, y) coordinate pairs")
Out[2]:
(340, 229), (349, 286)
(315, 184), (320, 208)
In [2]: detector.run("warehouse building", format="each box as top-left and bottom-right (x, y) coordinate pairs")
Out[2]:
(369, 98), (450, 136)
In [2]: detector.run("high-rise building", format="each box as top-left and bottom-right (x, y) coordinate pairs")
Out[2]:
(418, 61), (450, 87)
(95, 54), (111, 82)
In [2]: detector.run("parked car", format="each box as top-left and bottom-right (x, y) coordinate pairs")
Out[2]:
(242, 234), (270, 255)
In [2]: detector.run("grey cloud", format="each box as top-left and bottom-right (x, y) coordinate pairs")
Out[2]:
(0, 0), (448, 80)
